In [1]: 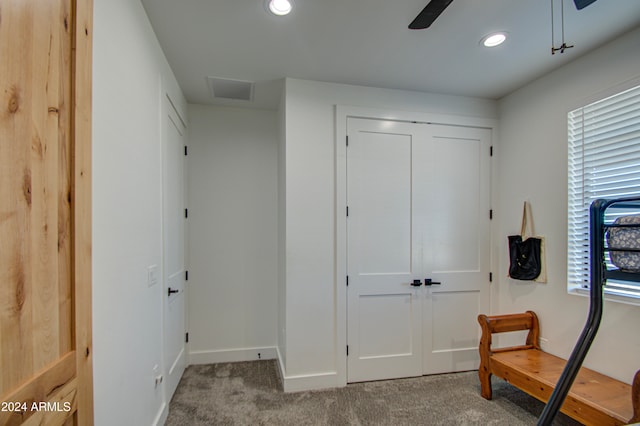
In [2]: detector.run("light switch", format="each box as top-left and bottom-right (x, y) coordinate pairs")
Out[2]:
(148, 265), (159, 287)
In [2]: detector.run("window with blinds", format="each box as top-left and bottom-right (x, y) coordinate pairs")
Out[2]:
(567, 83), (640, 298)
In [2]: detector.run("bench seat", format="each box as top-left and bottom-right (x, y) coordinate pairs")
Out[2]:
(478, 311), (640, 426)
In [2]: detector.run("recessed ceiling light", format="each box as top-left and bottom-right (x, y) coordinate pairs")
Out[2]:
(268, 0), (292, 16)
(481, 32), (507, 48)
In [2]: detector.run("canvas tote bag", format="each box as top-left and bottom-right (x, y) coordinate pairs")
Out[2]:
(508, 202), (547, 282)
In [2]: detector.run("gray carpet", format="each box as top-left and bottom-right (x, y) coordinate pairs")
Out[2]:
(165, 360), (581, 425)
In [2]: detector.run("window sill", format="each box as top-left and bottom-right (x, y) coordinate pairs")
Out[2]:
(569, 286), (640, 307)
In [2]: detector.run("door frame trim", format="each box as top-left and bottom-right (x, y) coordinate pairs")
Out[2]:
(74, 0), (94, 423)
(335, 105), (497, 387)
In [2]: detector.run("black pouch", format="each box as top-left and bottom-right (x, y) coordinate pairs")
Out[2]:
(508, 235), (542, 280)
(508, 202), (542, 281)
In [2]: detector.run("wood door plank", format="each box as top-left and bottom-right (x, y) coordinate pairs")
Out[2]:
(0, 351), (76, 425)
(57, 0), (74, 358)
(22, 378), (77, 426)
(1, 0), (37, 396)
(30, 0), (64, 375)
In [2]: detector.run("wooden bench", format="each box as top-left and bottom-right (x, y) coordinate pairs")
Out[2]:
(477, 311), (640, 426)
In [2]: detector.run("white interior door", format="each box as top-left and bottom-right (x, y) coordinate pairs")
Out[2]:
(416, 124), (491, 375)
(347, 119), (422, 383)
(346, 118), (491, 383)
(163, 96), (187, 400)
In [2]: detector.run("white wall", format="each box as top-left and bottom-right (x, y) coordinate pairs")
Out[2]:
(92, 0), (186, 424)
(187, 105), (278, 364)
(279, 78), (498, 390)
(495, 27), (640, 383)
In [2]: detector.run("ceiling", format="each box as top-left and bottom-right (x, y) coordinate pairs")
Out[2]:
(141, 0), (640, 109)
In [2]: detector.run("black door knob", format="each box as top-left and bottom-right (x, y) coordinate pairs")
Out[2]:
(424, 279), (441, 286)
(411, 279), (422, 287)
(168, 287), (179, 296)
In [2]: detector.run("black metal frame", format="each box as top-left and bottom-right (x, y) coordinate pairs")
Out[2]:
(537, 196), (640, 425)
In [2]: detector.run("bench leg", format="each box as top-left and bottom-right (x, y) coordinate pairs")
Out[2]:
(478, 364), (492, 400)
(477, 315), (494, 400)
(631, 370), (640, 423)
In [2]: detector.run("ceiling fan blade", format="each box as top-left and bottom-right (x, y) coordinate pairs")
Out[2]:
(408, 0), (454, 30)
(573, 0), (597, 10)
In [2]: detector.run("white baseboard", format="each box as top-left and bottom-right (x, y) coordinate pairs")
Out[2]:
(275, 345), (286, 388)
(274, 345), (341, 392)
(188, 347), (277, 365)
(281, 371), (339, 392)
(152, 401), (168, 426)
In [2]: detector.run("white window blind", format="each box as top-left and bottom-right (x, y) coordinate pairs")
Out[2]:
(567, 83), (640, 297)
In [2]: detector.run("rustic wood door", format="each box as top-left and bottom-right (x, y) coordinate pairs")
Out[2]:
(0, 0), (93, 425)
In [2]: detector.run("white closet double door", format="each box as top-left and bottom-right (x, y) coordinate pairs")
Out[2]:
(346, 118), (491, 383)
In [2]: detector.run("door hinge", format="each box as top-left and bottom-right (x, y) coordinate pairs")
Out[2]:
(346, 345), (349, 356)
(489, 272), (493, 282)
(346, 206), (349, 217)
(489, 209), (493, 220)
(346, 276), (349, 287)
(346, 135), (349, 147)
(185, 208), (188, 218)
(185, 270), (189, 281)
(490, 146), (493, 157)
(185, 332), (189, 343)
(184, 146), (188, 156)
